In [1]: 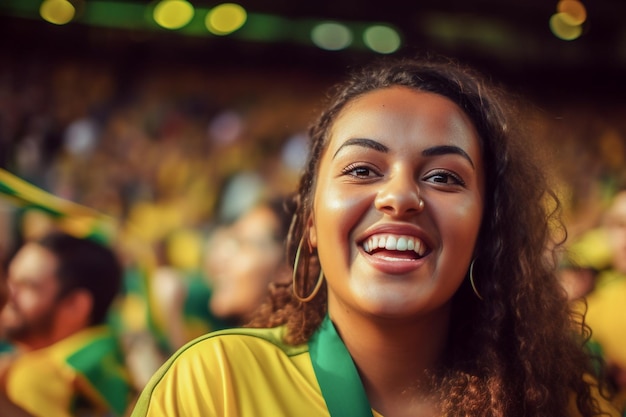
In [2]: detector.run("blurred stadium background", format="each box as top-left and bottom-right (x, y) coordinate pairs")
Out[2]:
(1, 0), (625, 250)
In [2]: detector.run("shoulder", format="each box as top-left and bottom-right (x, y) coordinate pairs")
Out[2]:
(131, 326), (315, 416)
(196, 325), (304, 350)
(8, 326), (118, 371)
(161, 325), (308, 370)
(51, 326), (126, 373)
(145, 325), (309, 385)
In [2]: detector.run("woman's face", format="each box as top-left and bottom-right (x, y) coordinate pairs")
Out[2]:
(309, 86), (485, 320)
(207, 206), (285, 320)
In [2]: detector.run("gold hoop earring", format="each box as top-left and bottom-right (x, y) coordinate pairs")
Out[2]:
(292, 237), (324, 303)
(469, 259), (484, 301)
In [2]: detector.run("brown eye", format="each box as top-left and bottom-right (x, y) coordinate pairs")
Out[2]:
(424, 170), (465, 186)
(342, 164), (380, 179)
(432, 174), (453, 183)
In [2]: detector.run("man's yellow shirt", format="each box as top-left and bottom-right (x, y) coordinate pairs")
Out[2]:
(5, 325), (134, 417)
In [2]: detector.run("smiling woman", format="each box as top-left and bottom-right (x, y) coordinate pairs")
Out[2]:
(130, 56), (622, 417)
(309, 87), (484, 320)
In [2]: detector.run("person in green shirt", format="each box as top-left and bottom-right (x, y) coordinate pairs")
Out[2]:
(0, 231), (135, 417)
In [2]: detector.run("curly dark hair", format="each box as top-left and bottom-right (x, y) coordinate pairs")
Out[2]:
(248, 56), (608, 417)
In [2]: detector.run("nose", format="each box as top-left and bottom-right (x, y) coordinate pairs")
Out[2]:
(374, 170), (424, 217)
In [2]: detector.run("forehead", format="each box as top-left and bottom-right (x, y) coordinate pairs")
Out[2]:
(9, 243), (59, 284)
(327, 86), (480, 153)
(233, 206), (279, 236)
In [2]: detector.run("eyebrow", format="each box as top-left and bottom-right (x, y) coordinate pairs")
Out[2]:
(333, 138), (475, 168)
(422, 145), (475, 168)
(333, 138), (388, 159)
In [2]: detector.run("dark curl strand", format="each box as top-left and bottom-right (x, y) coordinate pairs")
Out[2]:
(247, 55), (609, 417)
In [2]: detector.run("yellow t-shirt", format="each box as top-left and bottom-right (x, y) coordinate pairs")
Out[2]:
(131, 325), (382, 417)
(132, 325), (621, 417)
(5, 326), (134, 417)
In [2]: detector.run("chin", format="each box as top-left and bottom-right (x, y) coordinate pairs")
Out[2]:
(358, 296), (424, 318)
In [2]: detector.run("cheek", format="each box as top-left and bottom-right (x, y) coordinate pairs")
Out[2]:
(313, 187), (373, 284)
(313, 184), (369, 249)
(461, 200), (483, 237)
(243, 250), (282, 279)
(15, 290), (48, 316)
(231, 256), (265, 282)
(439, 197), (483, 255)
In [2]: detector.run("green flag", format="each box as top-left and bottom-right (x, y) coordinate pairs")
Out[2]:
(0, 168), (117, 244)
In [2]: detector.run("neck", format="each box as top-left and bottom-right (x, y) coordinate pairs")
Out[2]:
(13, 322), (88, 352)
(328, 303), (450, 417)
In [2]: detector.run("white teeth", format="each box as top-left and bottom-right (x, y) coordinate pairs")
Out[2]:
(362, 234), (426, 256)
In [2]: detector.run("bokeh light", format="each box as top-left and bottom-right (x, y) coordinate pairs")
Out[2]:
(557, 0), (587, 26)
(208, 111), (244, 145)
(311, 22), (353, 51)
(363, 25), (401, 54)
(205, 3), (247, 35)
(550, 12), (583, 41)
(40, 0), (75, 25)
(153, 0), (194, 30)
(281, 132), (309, 172)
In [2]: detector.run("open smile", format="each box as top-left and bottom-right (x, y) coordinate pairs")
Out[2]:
(361, 233), (430, 264)
(359, 232), (431, 275)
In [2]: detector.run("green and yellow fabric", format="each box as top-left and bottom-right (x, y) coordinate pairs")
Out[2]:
(0, 168), (118, 244)
(5, 326), (134, 417)
(131, 317), (377, 417)
(131, 316), (621, 417)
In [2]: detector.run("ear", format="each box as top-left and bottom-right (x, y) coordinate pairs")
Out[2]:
(61, 289), (94, 325)
(306, 214), (317, 248)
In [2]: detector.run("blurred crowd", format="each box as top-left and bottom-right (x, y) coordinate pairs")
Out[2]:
(1, 52), (626, 416)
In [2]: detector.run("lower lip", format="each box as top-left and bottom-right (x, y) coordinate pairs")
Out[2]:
(360, 248), (427, 275)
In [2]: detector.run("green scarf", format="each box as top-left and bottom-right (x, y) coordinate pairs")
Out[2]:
(309, 315), (374, 417)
